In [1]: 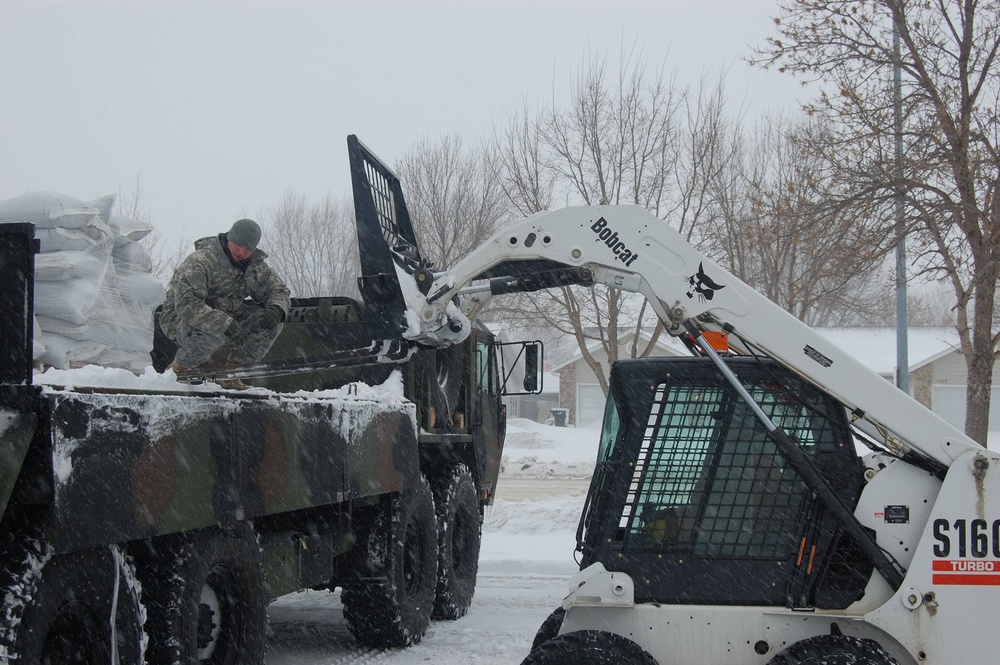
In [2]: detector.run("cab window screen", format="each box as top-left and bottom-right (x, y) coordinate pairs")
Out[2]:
(620, 377), (835, 559)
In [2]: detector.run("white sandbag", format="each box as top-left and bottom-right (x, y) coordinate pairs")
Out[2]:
(38, 332), (108, 370)
(34, 315), (91, 341)
(34, 277), (104, 324)
(85, 291), (156, 365)
(109, 214), (154, 241)
(112, 236), (153, 273)
(34, 240), (113, 282)
(115, 269), (164, 305)
(35, 227), (101, 253)
(37, 275), (154, 369)
(0, 191), (114, 229)
(13, 190), (166, 372)
(87, 193), (115, 224)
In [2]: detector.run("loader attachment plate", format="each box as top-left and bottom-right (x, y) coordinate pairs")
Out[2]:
(349, 134), (431, 340)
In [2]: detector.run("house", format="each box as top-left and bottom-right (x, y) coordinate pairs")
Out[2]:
(552, 326), (998, 433)
(551, 330), (687, 428)
(503, 371), (560, 422)
(485, 321), (560, 423)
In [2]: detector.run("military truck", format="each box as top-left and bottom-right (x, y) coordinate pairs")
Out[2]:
(0, 136), (540, 664)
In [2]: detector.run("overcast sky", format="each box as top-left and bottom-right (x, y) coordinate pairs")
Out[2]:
(1, 0), (807, 246)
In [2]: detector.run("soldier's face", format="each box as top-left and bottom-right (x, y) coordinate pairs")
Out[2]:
(228, 241), (254, 262)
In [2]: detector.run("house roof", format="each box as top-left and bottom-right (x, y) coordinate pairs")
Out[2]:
(550, 330), (687, 372)
(552, 326), (962, 376)
(815, 327), (960, 376)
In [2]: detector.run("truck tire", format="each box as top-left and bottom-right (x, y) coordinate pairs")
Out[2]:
(140, 522), (267, 665)
(342, 478), (437, 647)
(768, 634), (900, 664)
(530, 606), (566, 650)
(521, 630), (658, 665)
(432, 464), (481, 620)
(0, 539), (146, 665)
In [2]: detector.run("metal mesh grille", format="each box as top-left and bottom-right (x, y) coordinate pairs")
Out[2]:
(362, 160), (418, 259)
(620, 378), (834, 559)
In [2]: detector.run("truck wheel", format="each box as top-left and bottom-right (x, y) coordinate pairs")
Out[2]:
(530, 606), (566, 650)
(768, 635), (900, 664)
(0, 539), (146, 665)
(342, 479), (437, 647)
(432, 465), (481, 620)
(140, 523), (267, 665)
(521, 630), (658, 665)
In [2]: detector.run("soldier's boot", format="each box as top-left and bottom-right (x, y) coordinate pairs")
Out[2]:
(206, 346), (231, 369)
(217, 378), (252, 391)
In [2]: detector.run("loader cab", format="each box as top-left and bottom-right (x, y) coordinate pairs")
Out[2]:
(579, 356), (873, 610)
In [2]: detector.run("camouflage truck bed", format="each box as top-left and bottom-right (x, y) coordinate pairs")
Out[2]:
(43, 382), (418, 555)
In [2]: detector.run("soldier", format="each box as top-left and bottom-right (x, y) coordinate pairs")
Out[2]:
(158, 218), (290, 390)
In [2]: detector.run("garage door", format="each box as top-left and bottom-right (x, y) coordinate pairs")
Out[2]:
(932, 385), (1000, 432)
(577, 384), (606, 429)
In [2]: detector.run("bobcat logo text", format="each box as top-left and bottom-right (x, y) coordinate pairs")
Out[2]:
(590, 218), (640, 267)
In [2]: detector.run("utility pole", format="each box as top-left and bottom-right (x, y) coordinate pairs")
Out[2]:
(894, 12), (909, 393)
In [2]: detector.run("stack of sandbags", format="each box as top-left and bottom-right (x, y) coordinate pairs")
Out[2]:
(0, 191), (165, 372)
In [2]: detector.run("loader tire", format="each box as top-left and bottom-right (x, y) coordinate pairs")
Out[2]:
(0, 538), (146, 665)
(530, 606), (566, 650)
(432, 465), (481, 620)
(768, 634), (900, 665)
(139, 522), (267, 665)
(521, 630), (657, 665)
(342, 478), (437, 647)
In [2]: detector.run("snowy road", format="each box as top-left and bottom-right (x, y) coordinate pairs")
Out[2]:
(493, 477), (591, 501)
(265, 559), (577, 664)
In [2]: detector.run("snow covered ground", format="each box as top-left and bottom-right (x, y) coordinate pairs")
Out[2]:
(265, 418), (599, 664)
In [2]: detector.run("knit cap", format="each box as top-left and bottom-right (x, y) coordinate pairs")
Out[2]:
(228, 218), (261, 249)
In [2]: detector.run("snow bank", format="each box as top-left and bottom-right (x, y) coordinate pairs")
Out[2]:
(481, 419), (599, 565)
(501, 418), (600, 478)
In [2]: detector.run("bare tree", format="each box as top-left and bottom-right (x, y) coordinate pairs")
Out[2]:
(258, 189), (359, 298)
(702, 112), (895, 326)
(755, 0), (1000, 443)
(395, 133), (513, 269)
(491, 47), (736, 394)
(111, 173), (189, 282)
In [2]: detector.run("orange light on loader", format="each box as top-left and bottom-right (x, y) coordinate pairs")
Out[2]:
(702, 331), (729, 352)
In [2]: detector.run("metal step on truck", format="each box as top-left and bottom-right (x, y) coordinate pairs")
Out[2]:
(0, 135), (542, 664)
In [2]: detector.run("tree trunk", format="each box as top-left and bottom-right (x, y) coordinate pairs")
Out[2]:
(965, 260), (998, 444)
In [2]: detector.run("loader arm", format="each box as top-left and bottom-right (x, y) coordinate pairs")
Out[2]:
(407, 204), (979, 469)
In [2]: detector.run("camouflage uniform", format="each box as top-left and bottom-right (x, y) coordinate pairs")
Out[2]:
(159, 234), (291, 369)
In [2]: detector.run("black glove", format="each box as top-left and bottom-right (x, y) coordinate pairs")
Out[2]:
(261, 305), (284, 330)
(224, 319), (249, 348)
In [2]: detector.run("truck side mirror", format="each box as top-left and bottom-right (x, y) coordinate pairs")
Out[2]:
(495, 340), (544, 396)
(523, 344), (539, 393)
